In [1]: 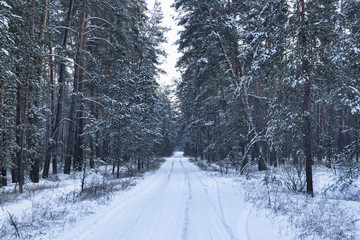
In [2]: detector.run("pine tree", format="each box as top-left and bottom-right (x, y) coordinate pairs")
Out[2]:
(175, 0), (355, 196)
(335, 0), (360, 161)
(0, 1), (17, 187)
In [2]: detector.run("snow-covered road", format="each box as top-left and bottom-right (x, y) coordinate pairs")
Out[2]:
(56, 152), (279, 240)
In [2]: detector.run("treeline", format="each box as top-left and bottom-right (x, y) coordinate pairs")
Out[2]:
(0, 0), (176, 192)
(175, 0), (359, 195)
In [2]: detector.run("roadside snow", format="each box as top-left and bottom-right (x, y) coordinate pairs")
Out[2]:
(235, 163), (360, 240)
(0, 167), (138, 239)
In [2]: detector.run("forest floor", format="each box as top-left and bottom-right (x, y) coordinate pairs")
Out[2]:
(0, 160), (159, 239)
(193, 157), (360, 240)
(1, 152), (359, 239)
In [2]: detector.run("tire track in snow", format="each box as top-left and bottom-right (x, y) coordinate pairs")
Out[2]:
(118, 174), (170, 238)
(56, 153), (280, 240)
(182, 206), (190, 240)
(71, 159), (175, 240)
(118, 159), (173, 206)
(167, 161), (174, 181)
(180, 159), (191, 240)
(246, 209), (251, 240)
(181, 159), (237, 240)
(196, 172), (238, 240)
(109, 159), (176, 239)
(214, 180), (237, 240)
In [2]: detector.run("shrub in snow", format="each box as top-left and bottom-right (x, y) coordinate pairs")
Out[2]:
(279, 162), (306, 192)
(325, 166), (360, 201)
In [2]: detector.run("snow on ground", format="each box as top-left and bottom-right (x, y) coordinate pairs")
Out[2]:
(230, 162), (360, 240)
(2, 152), (358, 239)
(54, 152), (287, 240)
(0, 166), (138, 239)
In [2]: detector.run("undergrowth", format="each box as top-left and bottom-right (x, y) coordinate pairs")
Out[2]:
(0, 158), (166, 239)
(191, 158), (360, 239)
(238, 164), (360, 240)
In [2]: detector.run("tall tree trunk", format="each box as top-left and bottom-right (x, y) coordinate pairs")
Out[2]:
(16, 70), (27, 193)
(137, 158), (141, 172)
(0, 83), (6, 187)
(21, 0), (35, 189)
(38, 0), (48, 83)
(300, 0), (313, 197)
(12, 63), (21, 184)
(45, 0), (74, 176)
(65, 102), (75, 173)
(116, 160), (120, 178)
(89, 87), (95, 168)
(1, 168), (6, 187)
(270, 150), (277, 167)
(30, 0), (48, 183)
(47, 11), (58, 175)
(73, 8), (87, 171)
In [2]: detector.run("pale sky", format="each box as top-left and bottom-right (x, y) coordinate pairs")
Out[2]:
(146, 0), (182, 87)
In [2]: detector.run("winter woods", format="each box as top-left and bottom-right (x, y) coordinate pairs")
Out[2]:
(1, 0), (359, 198)
(0, 0), (176, 191)
(175, 0), (360, 195)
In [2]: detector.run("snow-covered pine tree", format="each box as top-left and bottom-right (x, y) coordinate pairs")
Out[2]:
(175, 0), (238, 162)
(0, 1), (17, 187)
(175, 0), (355, 194)
(334, 0), (360, 162)
(1, 0), (170, 188)
(154, 87), (178, 157)
(3, 0), (49, 191)
(127, 0), (167, 170)
(41, 0), (75, 177)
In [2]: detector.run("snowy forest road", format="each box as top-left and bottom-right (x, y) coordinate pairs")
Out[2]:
(57, 152), (278, 240)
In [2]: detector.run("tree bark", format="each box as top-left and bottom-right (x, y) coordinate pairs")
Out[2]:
(300, 0), (313, 197)
(38, 0), (48, 83)
(12, 64), (21, 184)
(48, 12), (58, 175)
(29, 0), (48, 183)
(0, 83), (6, 187)
(270, 150), (277, 167)
(116, 160), (120, 178)
(73, 8), (87, 171)
(1, 168), (6, 187)
(42, 0), (58, 178)
(89, 88), (95, 168)
(16, 69), (26, 193)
